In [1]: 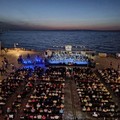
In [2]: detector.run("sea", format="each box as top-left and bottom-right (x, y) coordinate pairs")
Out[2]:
(0, 30), (120, 54)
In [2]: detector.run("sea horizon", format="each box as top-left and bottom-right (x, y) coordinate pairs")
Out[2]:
(0, 30), (120, 54)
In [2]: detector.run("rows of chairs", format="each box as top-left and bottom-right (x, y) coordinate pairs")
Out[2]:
(1, 64), (120, 120)
(98, 68), (120, 97)
(73, 67), (120, 119)
(20, 67), (65, 120)
(0, 68), (33, 119)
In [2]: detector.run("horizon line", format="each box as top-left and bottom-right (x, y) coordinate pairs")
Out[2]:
(8, 26), (120, 31)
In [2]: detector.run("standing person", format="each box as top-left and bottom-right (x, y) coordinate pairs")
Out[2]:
(4, 57), (9, 68)
(117, 63), (119, 71)
(0, 67), (2, 75)
(27, 53), (30, 59)
(18, 55), (23, 64)
(11, 63), (16, 72)
(110, 62), (112, 68)
(4, 57), (8, 64)
(1, 66), (7, 75)
(2, 61), (5, 68)
(4, 62), (8, 69)
(117, 63), (120, 77)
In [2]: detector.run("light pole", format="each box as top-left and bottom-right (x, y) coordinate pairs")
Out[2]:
(14, 43), (18, 49)
(0, 41), (2, 56)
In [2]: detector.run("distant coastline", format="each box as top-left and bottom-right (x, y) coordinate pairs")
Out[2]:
(1, 29), (120, 33)
(1, 21), (120, 32)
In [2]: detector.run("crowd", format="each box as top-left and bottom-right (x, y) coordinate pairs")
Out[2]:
(73, 67), (120, 119)
(0, 65), (65, 120)
(0, 57), (17, 77)
(20, 67), (65, 120)
(0, 64), (44, 119)
(98, 68), (120, 97)
(22, 82), (64, 119)
(0, 54), (120, 120)
(0, 57), (9, 75)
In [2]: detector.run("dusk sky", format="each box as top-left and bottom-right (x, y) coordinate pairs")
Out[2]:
(0, 0), (120, 30)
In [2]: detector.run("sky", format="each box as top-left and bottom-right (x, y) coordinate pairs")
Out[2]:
(0, 0), (120, 30)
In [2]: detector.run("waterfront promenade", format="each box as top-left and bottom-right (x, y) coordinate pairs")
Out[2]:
(0, 48), (43, 81)
(95, 55), (120, 70)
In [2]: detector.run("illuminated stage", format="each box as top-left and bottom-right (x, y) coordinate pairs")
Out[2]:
(45, 51), (89, 66)
(48, 58), (88, 66)
(22, 64), (45, 70)
(22, 56), (43, 65)
(18, 45), (95, 67)
(20, 56), (46, 69)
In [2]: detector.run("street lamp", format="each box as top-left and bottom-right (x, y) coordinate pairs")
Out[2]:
(0, 41), (2, 55)
(14, 43), (18, 48)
